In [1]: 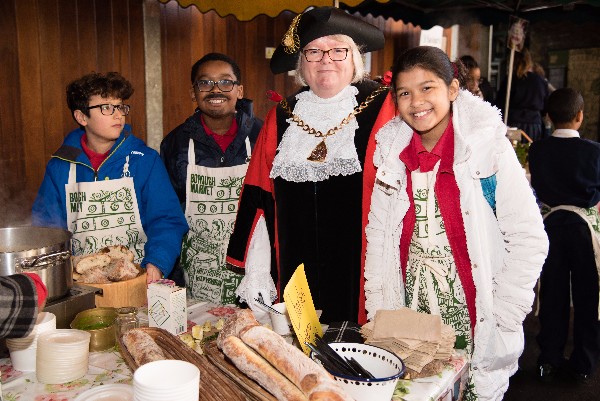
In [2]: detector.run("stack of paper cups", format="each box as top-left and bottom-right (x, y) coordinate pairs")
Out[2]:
(5, 312), (56, 372)
(134, 360), (200, 401)
(36, 329), (91, 384)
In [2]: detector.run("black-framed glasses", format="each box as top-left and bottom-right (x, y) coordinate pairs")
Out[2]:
(85, 103), (130, 116)
(194, 79), (239, 92)
(302, 48), (349, 62)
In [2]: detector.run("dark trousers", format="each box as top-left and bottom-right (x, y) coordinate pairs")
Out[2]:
(537, 211), (600, 375)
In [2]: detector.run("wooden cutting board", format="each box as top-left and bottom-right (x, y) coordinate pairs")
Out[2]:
(204, 340), (277, 401)
(90, 272), (147, 308)
(118, 327), (245, 401)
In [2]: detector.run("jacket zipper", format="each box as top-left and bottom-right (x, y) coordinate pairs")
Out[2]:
(52, 138), (126, 181)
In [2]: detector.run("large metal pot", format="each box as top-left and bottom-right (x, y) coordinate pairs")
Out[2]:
(0, 226), (73, 302)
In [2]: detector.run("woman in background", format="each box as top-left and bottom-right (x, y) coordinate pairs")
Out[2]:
(496, 48), (549, 141)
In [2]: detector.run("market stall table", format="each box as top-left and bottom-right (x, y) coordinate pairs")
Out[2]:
(0, 301), (470, 401)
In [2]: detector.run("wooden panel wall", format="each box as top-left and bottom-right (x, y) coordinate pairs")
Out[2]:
(0, 0), (426, 227)
(0, 0), (147, 226)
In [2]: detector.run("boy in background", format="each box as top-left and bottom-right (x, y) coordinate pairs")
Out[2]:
(529, 88), (600, 383)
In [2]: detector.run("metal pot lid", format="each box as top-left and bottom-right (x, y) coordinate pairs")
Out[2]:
(0, 226), (72, 254)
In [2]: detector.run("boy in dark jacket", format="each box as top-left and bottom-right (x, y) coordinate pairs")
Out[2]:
(160, 53), (262, 303)
(529, 88), (600, 383)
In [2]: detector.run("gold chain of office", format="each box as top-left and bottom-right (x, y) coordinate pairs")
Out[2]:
(279, 85), (389, 162)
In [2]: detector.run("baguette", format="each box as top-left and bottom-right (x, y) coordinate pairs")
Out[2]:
(240, 326), (352, 401)
(122, 329), (166, 366)
(222, 336), (308, 401)
(216, 309), (261, 349)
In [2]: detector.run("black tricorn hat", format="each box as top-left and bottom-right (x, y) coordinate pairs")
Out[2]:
(270, 7), (385, 74)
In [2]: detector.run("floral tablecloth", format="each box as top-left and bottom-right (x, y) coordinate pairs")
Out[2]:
(1, 349), (132, 401)
(1, 301), (469, 401)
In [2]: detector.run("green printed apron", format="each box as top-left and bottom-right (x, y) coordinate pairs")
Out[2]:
(181, 138), (251, 304)
(65, 157), (147, 262)
(542, 204), (600, 319)
(405, 162), (473, 351)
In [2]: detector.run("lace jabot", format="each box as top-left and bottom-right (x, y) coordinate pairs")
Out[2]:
(270, 85), (362, 182)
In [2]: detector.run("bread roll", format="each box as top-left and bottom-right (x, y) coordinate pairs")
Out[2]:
(240, 326), (352, 401)
(75, 253), (111, 274)
(79, 268), (110, 284)
(99, 245), (135, 262)
(122, 329), (166, 366)
(222, 336), (308, 401)
(106, 258), (139, 281)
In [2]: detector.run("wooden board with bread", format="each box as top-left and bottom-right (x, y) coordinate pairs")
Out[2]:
(118, 327), (246, 401)
(204, 341), (278, 401)
(214, 309), (354, 401)
(72, 245), (147, 308)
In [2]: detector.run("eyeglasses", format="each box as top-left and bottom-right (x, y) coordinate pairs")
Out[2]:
(85, 104), (130, 116)
(302, 48), (349, 62)
(194, 79), (239, 92)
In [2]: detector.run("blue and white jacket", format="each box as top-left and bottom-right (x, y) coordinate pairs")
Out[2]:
(32, 125), (189, 277)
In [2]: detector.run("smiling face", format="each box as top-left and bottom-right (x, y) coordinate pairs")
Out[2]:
(300, 36), (355, 99)
(191, 60), (243, 121)
(394, 67), (459, 145)
(74, 95), (126, 153)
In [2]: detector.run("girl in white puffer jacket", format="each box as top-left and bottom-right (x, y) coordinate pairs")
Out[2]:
(364, 46), (548, 400)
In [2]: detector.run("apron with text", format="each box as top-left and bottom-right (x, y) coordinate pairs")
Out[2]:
(405, 162), (473, 351)
(181, 138), (251, 304)
(65, 157), (147, 262)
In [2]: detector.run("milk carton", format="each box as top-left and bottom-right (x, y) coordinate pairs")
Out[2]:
(147, 280), (187, 335)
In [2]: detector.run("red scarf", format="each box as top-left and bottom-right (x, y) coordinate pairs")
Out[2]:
(398, 119), (477, 331)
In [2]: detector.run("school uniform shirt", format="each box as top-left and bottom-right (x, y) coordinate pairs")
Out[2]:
(32, 125), (189, 277)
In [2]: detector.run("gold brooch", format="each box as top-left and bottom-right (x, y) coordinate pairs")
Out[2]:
(282, 14), (302, 54)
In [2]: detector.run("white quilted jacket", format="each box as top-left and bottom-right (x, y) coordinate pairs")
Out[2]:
(364, 90), (549, 400)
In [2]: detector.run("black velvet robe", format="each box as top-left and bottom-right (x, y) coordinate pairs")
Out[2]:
(226, 80), (395, 323)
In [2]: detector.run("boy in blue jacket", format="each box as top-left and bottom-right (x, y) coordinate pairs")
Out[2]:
(32, 72), (188, 284)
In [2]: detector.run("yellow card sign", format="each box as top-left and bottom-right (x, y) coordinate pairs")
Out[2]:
(283, 264), (322, 355)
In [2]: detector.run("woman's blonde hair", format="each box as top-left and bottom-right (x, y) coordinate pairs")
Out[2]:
(294, 34), (367, 87)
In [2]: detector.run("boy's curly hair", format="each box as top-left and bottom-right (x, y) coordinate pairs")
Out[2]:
(66, 72), (134, 117)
